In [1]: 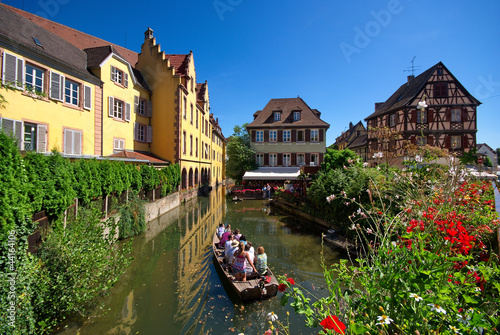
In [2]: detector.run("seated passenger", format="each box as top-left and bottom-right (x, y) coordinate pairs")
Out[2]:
(216, 223), (225, 239)
(232, 242), (257, 281)
(219, 229), (232, 249)
(255, 246), (268, 276)
(233, 228), (242, 241)
(245, 242), (256, 275)
(226, 239), (239, 265)
(225, 224), (232, 233)
(224, 234), (234, 256)
(239, 235), (247, 245)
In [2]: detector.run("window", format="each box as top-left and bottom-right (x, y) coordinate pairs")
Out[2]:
(451, 136), (462, 149)
(183, 132), (187, 154)
(256, 130), (264, 142)
(2, 52), (24, 89)
(434, 83), (448, 98)
(201, 116), (204, 133)
(133, 123), (152, 142)
(297, 130), (304, 142)
(190, 135), (193, 156)
(417, 110), (427, 123)
(23, 123), (37, 151)
(83, 85), (92, 110)
(437, 68), (443, 75)
(196, 138), (198, 157)
(196, 110), (199, 128)
(269, 154), (277, 166)
(283, 153), (291, 166)
(110, 66), (128, 87)
(311, 129), (319, 142)
(283, 130), (291, 142)
(64, 79), (79, 106)
(293, 111), (301, 121)
(269, 130), (277, 142)
(108, 97), (131, 121)
(451, 109), (462, 122)
(113, 138), (125, 151)
(1, 118), (46, 152)
(390, 114), (396, 127)
(274, 112), (281, 121)
(183, 97), (187, 119)
(190, 104), (194, 124)
(63, 129), (82, 155)
(135, 96), (146, 115)
(25, 64), (44, 93)
(416, 136), (427, 146)
(310, 153), (319, 166)
(297, 153), (305, 166)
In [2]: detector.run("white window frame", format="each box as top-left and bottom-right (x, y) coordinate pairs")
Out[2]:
(310, 153), (319, 166)
(256, 153), (264, 166)
(417, 110), (427, 123)
(113, 99), (123, 119)
(283, 130), (291, 142)
(297, 153), (305, 166)
(310, 129), (319, 142)
(25, 64), (44, 93)
(49, 71), (64, 101)
(451, 109), (461, 122)
(293, 111), (301, 121)
(283, 153), (291, 166)
(416, 136), (427, 146)
(269, 130), (277, 142)
(451, 136), (462, 149)
(2, 52), (24, 89)
(113, 138), (125, 151)
(256, 130), (264, 142)
(274, 112), (281, 121)
(390, 114), (396, 127)
(83, 85), (92, 110)
(269, 153), (277, 166)
(64, 79), (79, 106)
(111, 65), (128, 87)
(63, 129), (82, 155)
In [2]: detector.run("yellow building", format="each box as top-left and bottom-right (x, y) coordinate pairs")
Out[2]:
(0, 7), (100, 155)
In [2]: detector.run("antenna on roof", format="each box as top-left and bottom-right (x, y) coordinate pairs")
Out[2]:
(404, 56), (421, 76)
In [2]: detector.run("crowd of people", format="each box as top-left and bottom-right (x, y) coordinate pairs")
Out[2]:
(217, 223), (268, 282)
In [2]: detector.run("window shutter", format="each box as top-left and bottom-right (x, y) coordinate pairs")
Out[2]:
(133, 122), (138, 140)
(75, 131), (82, 155)
(305, 129), (311, 142)
(108, 96), (114, 117)
(110, 66), (116, 82)
(319, 129), (324, 142)
(277, 130), (282, 142)
(16, 58), (24, 88)
(264, 130), (269, 142)
(446, 108), (451, 122)
(427, 109), (433, 123)
(462, 108), (468, 121)
(319, 153), (324, 165)
(291, 130), (296, 142)
(264, 153), (269, 166)
(305, 153), (311, 165)
(37, 125), (47, 153)
(2, 53), (17, 85)
(385, 115), (389, 126)
(64, 129), (73, 154)
(14, 120), (22, 149)
(277, 153), (283, 166)
(83, 85), (92, 110)
(125, 102), (131, 121)
(124, 73), (128, 87)
(427, 135), (434, 146)
(411, 110), (417, 123)
(147, 101), (153, 117)
(134, 96), (139, 114)
(410, 135), (416, 145)
(50, 71), (62, 100)
(1, 118), (14, 136)
(251, 130), (256, 142)
(147, 126), (153, 143)
(445, 136), (451, 148)
(291, 153), (296, 166)
(462, 135), (469, 149)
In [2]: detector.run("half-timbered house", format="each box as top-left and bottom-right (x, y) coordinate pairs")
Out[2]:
(365, 62), (481, 163)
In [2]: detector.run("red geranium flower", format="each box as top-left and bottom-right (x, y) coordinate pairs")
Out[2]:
(286, 278), (295, 285)
(320, 315), (346, 334)
(278, 283), (286, 292)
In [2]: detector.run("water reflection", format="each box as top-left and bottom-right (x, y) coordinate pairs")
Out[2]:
(59, 187), (345, 335)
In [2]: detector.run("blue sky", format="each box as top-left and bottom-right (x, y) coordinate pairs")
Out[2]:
(6, 0), (500, 149)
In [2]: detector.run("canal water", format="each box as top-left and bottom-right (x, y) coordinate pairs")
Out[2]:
(58, 187), (345, 335)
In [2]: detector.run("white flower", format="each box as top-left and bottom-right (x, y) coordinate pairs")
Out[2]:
(363, 162), (369, 167)
(449, 325), (461, 334)
(349, 224), (357, 230)
(326, 194), (336, 203)
(376, 315), (393, 325)
(417, 100), (428, 110)
(267, 312), (278, 321)
(347, 158), (353, 164)
(415, 155), (422, 163)
(428, 303), (446, 314)
(366, 228), (373, 234)
(373, 151), (383, 159)
(409, 293), (423, 302)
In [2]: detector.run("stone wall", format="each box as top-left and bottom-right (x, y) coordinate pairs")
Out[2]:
(144, 192), (180, 223)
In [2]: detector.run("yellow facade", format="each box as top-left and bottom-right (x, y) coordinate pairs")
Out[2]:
(0, 47), (98, 155)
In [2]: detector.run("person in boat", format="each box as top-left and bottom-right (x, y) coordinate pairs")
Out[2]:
(244, 242), (256, 275)
(216, 223), (225, 239)
(232, 242), (257, 281)
(226, 239), (239, 265)
(233, 228), (242, 241)
(225, 224), (231, 233)
(255, 246), (268, 276)
(219, 227), (232, 249)
(224, 234), (234, 257)
(239, 235), (247, 245)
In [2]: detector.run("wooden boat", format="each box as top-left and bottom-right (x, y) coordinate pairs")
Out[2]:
(212, 233), (279, 301)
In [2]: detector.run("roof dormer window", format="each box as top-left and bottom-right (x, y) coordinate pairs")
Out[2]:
(274, 111), (281, 121)
(293, 111), (301, 121)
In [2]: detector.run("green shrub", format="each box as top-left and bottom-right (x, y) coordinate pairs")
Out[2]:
(321, 148), (361, 171)
(118, 193), (146, 239)
(141, 165), (160, 192)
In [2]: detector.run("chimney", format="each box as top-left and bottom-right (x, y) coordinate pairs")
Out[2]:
(349, 122), (353, 129)
(407, 75), (414, 84)
(144, 27), (154, 40)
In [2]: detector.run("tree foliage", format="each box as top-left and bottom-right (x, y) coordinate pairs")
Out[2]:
(226, 123), (257, 182)
(321, 148), (360, 171)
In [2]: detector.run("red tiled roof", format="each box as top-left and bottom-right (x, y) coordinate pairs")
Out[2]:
(4, 4), (139, 65)
(107, 151), (170, 164)
(165, 54), (188, 76)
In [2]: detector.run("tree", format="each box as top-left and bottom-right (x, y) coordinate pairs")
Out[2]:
(226, 124), (257, 183)
(321, 148), (360, 171)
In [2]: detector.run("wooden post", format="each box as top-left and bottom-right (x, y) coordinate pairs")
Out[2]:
(104, 195), (108, 219)
(75, 197), (78, 218)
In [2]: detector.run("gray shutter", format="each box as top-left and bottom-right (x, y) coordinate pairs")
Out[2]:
(50, 71), (61, 100)
(1, 118), (14, 135)
(147, 126), (152, 143)
(124, 102), (131, 121)
(124, 73), (128, 87)
(16, 58), (24, 88)
(37, 125), (47, 153)
(108, 96), (114, 117)
(110, 66), (116, 82)
(134, 96), (139, 114)
(83, 85), (92, 110)
(147, 101), (153, 117)
(133, 122), (138, 140)
(64, 129), (73, 154)
(74, 131), (81, 155)
(2, 53), (17, 85)
(14, 120), (22, 149)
